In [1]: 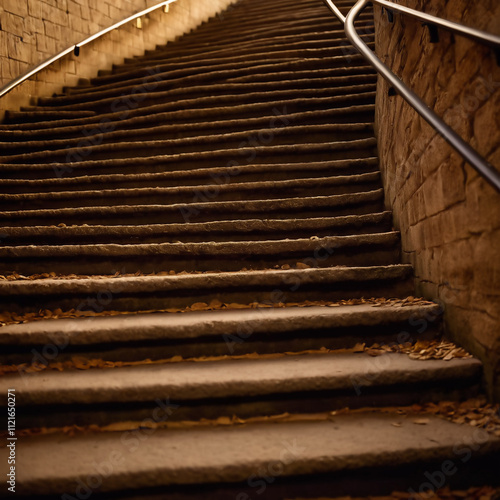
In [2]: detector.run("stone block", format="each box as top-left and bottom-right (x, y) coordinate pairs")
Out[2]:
(2, 12), (25, 38)
(2, 0), (28, 17)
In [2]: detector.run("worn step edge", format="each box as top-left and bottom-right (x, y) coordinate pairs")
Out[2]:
(0, 156), (379, 190)
(37, 73), (377, 110)
(87, 51), (369, 89)
(114, 33), (375, 72)
(65, 61), (374, 100)
(0, 352), (482, 406)
(0, 88), (375, 133)
(0, 232), (399, 259)
(127, 30), (370, 66)
(4, 413), (499, 496)
(0, 172), (380, 205)
(0, 189), (383, 223)
(0, 212), (391, 244)
(0, 139), (378, 176)
(0, 123), (375, 163)
(28, 83), (377, 115)
(0, 103), (375, 145)
(0, 264), (412, 297)
(0, 302), (440, 346)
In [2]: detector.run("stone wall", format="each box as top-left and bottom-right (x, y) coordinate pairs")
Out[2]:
(0, 0), (235, 118)
(374, 0), (500, 399)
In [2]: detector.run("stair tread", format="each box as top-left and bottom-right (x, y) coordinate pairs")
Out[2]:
(0, 172), (380, 203)
(0, 93), (375, 132)
(0, 264), (413, 296)
(6, 413), (499, 496)
(0, 232), (399, 257)
(0, 352), (482, 406)
(0, 123), (375, 164)
(0, 190), (384, 224)
(0, 302), (440, 346)
(0, 212), (392, 244)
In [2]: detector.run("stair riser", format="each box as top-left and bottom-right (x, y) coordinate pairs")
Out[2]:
(0, 151), (378, 185)
(0, 200), (384, 228)
(67, 64), (375, 97)
(121, 34), (375, 68)
(49, 457), (499, 500)
(92, 50), (370, 87)
(0, 116), (376, 148)
(0, 225), (392, 247)
(3, 93), (375, 132)
(0, 168), (379, 195)
(0, 320), (440, 366)
(172, 13), (374, 46)
(0, 181), (382, 212)
(0, 128), (375, 163)
(0, 245), (400, 276)
(134, 32), (374, 64)
(30, 84), (377, 116)
(0, 213), (392, 245)
(0, 275), (414, 314)
(1, 147), (378, 175)
(6, 378), (479, 431)
(39, 74), (377, 109)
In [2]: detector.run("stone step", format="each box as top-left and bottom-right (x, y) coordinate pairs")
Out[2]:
(0, 156), (379, 193)
(37, 73), (376, 110)
(0, 264), (414, 313)
(3, 412), (498, 497)
(0, 231), (401, 275)
(24, 83), (377, 116)
(115, 33), (374, 72)
(0, 352), (482, 429)
(0, 106), (375, 155)
(0, 102), (374, 147)
(133, 29), (370, 65)
(0, 212), (392, 246)
(0, 144), (378, 182)
(104, 42), (374, 80)
(173, 12), (373, 47)
(0, 122), (376, 164)
(0, 171), (381, 210)
(64, 60), (374, 100)
(1, 89), (375, 134)
(0, 302), (441, 364)
(0, 188), (384, 225)
(87, 51), (369, 89)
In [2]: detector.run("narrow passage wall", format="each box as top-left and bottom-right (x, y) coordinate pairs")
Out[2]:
(374, 0), (500, 398)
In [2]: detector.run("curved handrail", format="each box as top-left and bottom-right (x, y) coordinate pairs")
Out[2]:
(323, 0), (500, 192)
(374, 0), (500, 49)
(0, 0), (177, 100)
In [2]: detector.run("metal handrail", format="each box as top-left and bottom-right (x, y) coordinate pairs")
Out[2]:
(0, 0), (177, 100)
(323, 0), (500, 193)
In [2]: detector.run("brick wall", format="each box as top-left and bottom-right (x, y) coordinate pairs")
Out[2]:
(374, 0), (500, 399)
(0, 0), (235, 118)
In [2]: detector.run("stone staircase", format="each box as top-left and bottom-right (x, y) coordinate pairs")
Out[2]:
(0, 0), (499, 497)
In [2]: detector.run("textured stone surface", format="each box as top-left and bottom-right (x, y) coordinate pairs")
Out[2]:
(0, 302), (441, 346)
(4, 413), (499, 495)
(0, 352), (483, 405)
(374, 0), (500, 399)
